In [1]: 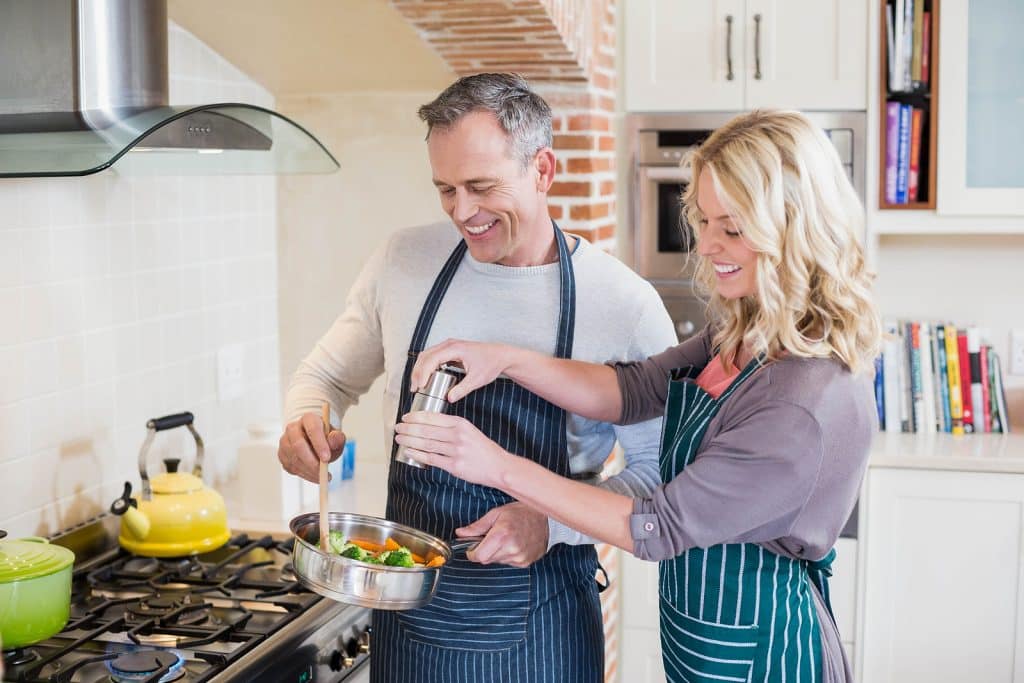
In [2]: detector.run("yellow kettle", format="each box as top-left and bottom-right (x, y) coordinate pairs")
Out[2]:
(110, 412), (230, 557)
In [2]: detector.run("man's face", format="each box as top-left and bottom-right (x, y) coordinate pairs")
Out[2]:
(428, 110), (548, 266)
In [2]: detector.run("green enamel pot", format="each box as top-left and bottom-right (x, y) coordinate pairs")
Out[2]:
(0, 535), (74, 649)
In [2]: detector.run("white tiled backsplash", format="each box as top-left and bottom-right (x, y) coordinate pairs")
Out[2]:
(0, 23), (281, 537)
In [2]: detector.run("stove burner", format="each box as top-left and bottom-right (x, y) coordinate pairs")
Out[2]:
(2, 647), (40, 667)
(106, 649), (186, 682)
(126, 593), (210, 625)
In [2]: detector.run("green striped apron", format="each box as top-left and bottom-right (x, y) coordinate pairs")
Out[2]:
(658, 359), (837, 683)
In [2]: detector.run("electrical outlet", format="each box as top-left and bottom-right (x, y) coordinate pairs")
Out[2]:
(217, 344), (245, 401)
(1011, 330), (1024, 376)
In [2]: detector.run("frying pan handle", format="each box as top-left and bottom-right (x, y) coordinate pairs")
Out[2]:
(448, 536), (485, 555)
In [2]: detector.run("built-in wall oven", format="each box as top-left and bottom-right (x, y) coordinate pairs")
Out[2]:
(626, 111), (866, 341)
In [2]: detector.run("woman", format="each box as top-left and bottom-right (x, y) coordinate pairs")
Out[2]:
(395, 109), (882, 683)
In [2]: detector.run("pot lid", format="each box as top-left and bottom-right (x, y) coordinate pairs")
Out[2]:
(0, 537), (74, 583)
(151, 471), (205, 494)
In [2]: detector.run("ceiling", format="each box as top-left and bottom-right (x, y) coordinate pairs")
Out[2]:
(167, 0), (454, 96)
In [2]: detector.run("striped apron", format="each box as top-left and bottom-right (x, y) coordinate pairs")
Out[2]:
(658, 359), (837, 683)
(371, 224), (603, 683)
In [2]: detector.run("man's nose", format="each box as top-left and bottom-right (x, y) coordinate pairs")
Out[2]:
(452, 189), (477, 223)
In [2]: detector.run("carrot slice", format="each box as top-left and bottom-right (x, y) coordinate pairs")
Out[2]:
(349, 539), (383, 553)
(425, 556), (445, 568)
(384, 537), (402, 552)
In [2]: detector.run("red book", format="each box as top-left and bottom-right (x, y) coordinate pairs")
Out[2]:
(908, 108), (924, 202)
(980, 346), (992, 432)
(957, 332), (974, 432)
(921, 12), (931, 85)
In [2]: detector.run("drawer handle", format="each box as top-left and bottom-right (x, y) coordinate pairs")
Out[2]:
(725, 15), (735, 81)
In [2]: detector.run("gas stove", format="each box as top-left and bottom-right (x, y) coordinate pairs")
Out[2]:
(1, 515), (370, 683)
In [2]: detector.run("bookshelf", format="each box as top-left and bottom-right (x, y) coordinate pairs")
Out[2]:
(877, 0), (939, 211)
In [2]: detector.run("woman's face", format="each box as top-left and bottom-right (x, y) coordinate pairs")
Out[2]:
(694, 171), (758, 300)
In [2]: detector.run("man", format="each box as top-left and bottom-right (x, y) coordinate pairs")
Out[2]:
(278, 73), (676, 682)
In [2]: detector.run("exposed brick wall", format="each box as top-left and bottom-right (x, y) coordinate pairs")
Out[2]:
(391, 0), (619, 252)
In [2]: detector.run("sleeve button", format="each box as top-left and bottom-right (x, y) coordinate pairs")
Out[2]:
(643, 522), (655, 532)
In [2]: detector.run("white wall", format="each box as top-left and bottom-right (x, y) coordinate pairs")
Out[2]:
(0, 23), (280, 537)
(276, 90), (451, 462)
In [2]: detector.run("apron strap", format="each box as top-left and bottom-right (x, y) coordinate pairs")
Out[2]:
(805, 546), (837, 624)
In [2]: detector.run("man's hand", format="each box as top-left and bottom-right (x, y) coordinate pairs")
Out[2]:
(278, 412), (347, 483)
(457, 502), (550, 568)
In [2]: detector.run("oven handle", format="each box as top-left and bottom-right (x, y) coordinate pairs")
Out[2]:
(640, 166), (691, 182)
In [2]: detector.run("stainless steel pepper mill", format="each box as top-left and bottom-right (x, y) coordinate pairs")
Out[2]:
(395, 364), (463, 468)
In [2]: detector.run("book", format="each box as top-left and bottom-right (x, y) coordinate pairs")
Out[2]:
(874, 355), (886, 430)
(957, 331), (974, 432)
(886, 4), (897, 90)
(885, 102), (901, 204)
(911, 0), (924, 85)
(944, 324), (965, 435)
(908, 108), (924, 202)
(918, 322), (937, 433)
(907, 321), (923, 432)
(967, 329), (986, 434)
(882, 320), (903, 432)
(902, 0), (915, 91)
(991, 350), (1011, 433)
(980, 345), (992, 433)
(893, 0), (906, 92)
(897, 322), (912, 432)
(895, 104), (912, 204)
(934, 324), (952, 432)
(921, 11), (931, 85)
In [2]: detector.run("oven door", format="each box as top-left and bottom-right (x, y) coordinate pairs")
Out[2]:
(655, 281), (705, 341)
(635, 164), (697, 281)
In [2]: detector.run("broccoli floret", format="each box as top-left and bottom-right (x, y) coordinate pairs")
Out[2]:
(362, 554), (384, 565)
(339, 544), (366, 561)
(383, 548), (415, 567)
(328, 530), (347, 555)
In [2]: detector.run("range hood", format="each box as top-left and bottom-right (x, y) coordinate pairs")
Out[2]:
(0, 0), (339, 177)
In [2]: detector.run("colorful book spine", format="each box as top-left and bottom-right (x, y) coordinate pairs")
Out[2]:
(979, 345), (992, 433)
(908, 108), (923, 202)
(918, 322), (936, 433)
(883, 320), (903, 432)
(911, 0), (924, 85)
(885, 102), (901, 204)
(874, 355), (885, 430)
(967, 329), (986, 433)
(895, 104), (912, 204)
(908, 321), (923, 432)
(991, 351), (1011, 433)
(897, 323), (912, 432)
(934, 324), (952, 432)
(921, 11), (931, 85)
(957, 331), (974, 432)
(944, 325), (965, 435)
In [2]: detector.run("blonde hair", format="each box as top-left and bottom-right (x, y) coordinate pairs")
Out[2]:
(682, 110), (881, 373)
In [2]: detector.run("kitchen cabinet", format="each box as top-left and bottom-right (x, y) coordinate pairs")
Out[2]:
(623, 0), (868, 112)
(859, 467), (1024, 683)
(936, 0), (1024, 216)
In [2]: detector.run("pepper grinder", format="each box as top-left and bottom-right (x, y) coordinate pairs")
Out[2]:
(395, 364), (463, 468)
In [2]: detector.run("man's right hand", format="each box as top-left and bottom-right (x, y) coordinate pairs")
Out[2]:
(278, 413), (347, 483)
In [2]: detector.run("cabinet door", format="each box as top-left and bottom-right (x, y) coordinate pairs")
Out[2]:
(624, 0), (745, 111)
(744, 0), (867, 110)
(860, 468), (1024, 683)
(937, 0), (1024, 215)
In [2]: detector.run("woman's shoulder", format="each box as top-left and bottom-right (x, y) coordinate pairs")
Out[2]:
(743, 355), (875, 421)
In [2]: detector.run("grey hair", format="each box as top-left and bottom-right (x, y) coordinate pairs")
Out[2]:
(418, 73), (553, 167)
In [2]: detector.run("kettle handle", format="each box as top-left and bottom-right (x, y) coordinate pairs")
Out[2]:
(137, 412), (206, 499)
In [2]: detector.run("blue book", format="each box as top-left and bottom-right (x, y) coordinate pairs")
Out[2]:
(874, 355), (886, 430)
(895, 104), (912, 203)
(935, 324), (952, 432)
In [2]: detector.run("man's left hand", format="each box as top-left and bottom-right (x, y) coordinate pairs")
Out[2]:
(456, 502), (550, 568)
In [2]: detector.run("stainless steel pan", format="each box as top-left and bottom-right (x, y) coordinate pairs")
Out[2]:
(289, 512), (479, 610)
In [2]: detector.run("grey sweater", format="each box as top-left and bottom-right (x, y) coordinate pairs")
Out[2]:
(615, 328), (875, 683)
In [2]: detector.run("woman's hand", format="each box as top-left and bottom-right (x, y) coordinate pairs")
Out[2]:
(394, 411), (513, 488)
(411, 339), (516, 402)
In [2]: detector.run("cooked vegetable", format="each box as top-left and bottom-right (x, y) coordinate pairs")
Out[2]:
(339, 543), (367, 561)
(328, 530), (347, 555)
(326, 535), (430, 568)
(425, 555), (446, 568)
(383, 548), (415, 568)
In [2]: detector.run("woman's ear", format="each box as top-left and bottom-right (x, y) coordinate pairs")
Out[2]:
(534, 148), (557, 193)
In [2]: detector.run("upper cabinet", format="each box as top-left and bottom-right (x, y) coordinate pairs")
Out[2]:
(936, 0), (1024, 216)
(624, 0), (868, 112)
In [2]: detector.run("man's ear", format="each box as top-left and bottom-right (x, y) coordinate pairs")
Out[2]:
(534, 147), (557, 193)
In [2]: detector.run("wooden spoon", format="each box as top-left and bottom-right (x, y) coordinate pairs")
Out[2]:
(319, 402), (331, 553)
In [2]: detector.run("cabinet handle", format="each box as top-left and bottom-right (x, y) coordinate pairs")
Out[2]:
(753, 13), (763, 80)
(725, 15), (734, 81)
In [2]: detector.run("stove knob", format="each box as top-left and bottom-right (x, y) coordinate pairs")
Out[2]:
(359, 629), (371, 654)
(328, 650), (343, 672)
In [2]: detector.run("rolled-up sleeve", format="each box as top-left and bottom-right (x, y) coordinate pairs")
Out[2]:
(630, 396), (824, 562)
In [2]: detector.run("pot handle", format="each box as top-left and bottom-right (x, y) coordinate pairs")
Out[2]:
(448, 536), (485, 555)
(137, 412), (206, 499)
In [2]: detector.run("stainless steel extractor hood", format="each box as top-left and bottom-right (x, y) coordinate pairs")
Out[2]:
(0, 0), (339, 177)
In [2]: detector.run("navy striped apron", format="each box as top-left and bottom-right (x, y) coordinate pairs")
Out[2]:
(658, 359), (836, 683)
(371, 224), (603, 683)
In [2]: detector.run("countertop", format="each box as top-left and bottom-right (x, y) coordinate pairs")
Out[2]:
(868, 431), (1024, 474)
